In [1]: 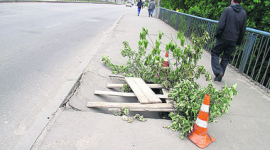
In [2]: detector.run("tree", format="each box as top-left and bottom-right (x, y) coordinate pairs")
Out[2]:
(161, 0), (270, 32)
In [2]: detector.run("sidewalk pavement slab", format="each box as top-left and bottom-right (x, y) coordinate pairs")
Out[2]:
(33, 7), (270, 150)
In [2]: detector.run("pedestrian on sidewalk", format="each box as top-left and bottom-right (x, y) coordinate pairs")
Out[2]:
(211, 0), (247, 82)
(148, 0), (155, 17)
(137, 0), (143, 16)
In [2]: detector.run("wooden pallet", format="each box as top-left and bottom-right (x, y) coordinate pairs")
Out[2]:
(87, 77), (175, 112)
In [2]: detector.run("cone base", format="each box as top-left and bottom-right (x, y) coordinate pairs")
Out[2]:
(189, 132), (216, 149)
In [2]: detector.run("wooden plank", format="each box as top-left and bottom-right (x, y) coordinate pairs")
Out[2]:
(132, 78), (162, 103)
(145, 84), (163, 89)
(125, 77), (150, 104)
(87, 102), (173, 109)
(162, 88), (170, 103)
(95, 90), (167, 99)
(107, 84), (163, 89)
(94, 90), (135, 97)
(156, 94), (168, 99)
(108, 108), (175, 112)
(162, 88), (169, 96)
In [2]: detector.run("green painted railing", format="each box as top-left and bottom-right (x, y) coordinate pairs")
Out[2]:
(158, 7), (270, 92)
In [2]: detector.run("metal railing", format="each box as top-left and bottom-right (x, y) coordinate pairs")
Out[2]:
(158, 7), (270, 92)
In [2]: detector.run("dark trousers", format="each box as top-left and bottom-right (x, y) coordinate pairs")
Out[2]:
(138, 8), (141, 15)
(148, 9), (154, 17)
(211, 38), (236, 76)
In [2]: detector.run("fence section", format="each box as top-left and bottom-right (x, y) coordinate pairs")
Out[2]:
(158, 7), (270, 92)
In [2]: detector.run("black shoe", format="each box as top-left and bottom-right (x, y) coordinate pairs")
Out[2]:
(214, 73), (224, 82)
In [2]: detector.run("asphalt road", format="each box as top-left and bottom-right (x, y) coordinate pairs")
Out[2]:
(0, 2), (133, 149)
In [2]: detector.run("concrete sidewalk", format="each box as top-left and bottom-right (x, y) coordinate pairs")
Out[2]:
(32, 8), (270, 150)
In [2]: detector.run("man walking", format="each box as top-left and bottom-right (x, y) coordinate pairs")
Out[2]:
(211, 0), (247, 82)
(148, 0), (155, 17)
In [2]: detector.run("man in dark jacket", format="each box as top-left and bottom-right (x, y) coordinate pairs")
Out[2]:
(148, 0), (155, 17)
(211, 0), (247, 82)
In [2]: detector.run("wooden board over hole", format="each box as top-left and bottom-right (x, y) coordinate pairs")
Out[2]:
(125, 77), (162, 104)
(87, 102), (174, 110)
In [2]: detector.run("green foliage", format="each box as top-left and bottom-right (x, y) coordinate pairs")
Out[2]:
(161, 0), (270, 32)
(134, 114), (147, 122)
(115, 107), (147, 123)
(242, 0), (270, 31)
(168, 81), (237, 139)
(121, 84), (132, 92)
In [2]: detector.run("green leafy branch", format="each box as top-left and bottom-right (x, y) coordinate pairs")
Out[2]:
(115, 107), (147, 123)
(102, 27), (211, 89)
(168, 81), (237, 139)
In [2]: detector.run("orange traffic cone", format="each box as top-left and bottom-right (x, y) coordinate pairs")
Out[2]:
(162, 51), (169, 68)
(189, 94), (215, 149)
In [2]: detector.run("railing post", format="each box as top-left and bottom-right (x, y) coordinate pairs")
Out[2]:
(239, 33), (257, 73)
